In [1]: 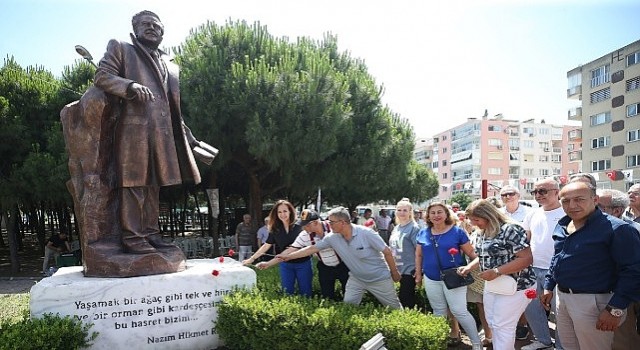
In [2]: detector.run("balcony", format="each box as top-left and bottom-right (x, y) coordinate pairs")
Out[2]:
(568, 129), (582, 141)
(568, 150), (582, 162)
(568, 107), (582, 121)
(567, 85), (582, 99)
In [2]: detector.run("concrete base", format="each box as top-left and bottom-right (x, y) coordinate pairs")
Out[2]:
(30, 258), (256, 350)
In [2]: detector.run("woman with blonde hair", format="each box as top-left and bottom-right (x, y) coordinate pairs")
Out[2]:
(462, 199), (535, 350)
(388, 198), (421, 308)
(243, 199), (312, 297)
(415, 202), (482, 350)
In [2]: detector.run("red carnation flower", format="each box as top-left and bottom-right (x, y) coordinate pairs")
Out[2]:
(448, 247), (459, 255)
(218, 256), (225, 263)
(228, 249), (235, 256)
(211, 269), (220, 276)
(525, 289), (537, 299)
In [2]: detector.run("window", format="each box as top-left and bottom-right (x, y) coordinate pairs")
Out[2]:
(442, 160), (447, 166)
(539, 155), (549, 162)
(628, 155), (640, 168)
(523, 140), (534, 148)
(591, 159), (611, 171)
(524, 168), (534, 176)
(552, 168), (561, 175)
(509, 153), (519, 160)
(488, 168), (502, 175)
(442, 147), (447, 153)
(488, 125), (502, 132)
(552, 155), (562, 163)
(627, 76), (640, 92)
(523, 154), (534, 162)
(591, 64), (610, 87)
(488, 139), (502, 146)
(628, 103), (640, 118)
(590, 112), (611, 126)
(628, 51), (640, 67)
(590, 87), (611, 104)
(538, 128), (550, 135)
(488, 152), (503, 160)
(567, 72), (582, 95)
(442, 173), (448, 179)
(539, 169), (550, 176)
(522, 127), (535, 135)
(591, 136), (611, 149)
(629, 129), (640, 142)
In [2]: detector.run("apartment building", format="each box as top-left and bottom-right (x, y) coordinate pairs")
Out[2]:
(567, 39), (640, 190)
(422, 113), (580, 202)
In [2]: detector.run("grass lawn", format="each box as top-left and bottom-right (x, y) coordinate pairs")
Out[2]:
(0, 293), (30, 324)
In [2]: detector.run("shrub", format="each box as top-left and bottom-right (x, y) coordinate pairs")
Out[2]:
(0, 313), (97, 350)
(216, 266), (448, 350)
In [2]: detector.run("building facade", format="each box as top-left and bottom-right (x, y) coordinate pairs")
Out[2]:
(418, 114), (580, 203)
(567, 39), (640, 190)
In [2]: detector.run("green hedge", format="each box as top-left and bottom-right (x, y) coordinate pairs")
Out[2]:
(0, 313), (97, 350)
(215, 265), (449, 350)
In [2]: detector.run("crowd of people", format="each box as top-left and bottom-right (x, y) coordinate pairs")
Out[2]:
(235, 176), (640, 350)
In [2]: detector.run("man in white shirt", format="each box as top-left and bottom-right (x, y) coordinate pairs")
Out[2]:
(499, 185), (531, 223)
(375, 209), (392, 244)
(520, 178), (564, 350)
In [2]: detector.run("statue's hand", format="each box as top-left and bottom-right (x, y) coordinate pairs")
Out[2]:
(128, 82), (155, 102)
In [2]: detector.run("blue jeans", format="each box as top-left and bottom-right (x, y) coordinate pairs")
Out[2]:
(424, 276), (481, 345)
(279, 260), (313, 297)
(524, 267), (562, 348)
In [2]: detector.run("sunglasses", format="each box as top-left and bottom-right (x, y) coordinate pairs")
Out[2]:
(500, 192), (517, 198)
(530, 188), (556, 196)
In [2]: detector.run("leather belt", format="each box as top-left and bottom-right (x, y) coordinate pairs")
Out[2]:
(557, 285), (611, 294)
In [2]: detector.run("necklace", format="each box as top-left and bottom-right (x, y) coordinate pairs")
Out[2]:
(430, 227), (448, 247)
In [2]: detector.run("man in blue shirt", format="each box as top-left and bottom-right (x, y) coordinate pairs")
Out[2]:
(542, 181), (640, 350)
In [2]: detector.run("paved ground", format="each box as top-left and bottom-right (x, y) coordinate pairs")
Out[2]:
(0, 277), (41, 294)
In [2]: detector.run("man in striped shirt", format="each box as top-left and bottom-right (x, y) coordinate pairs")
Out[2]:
(292, 209), (349, 300)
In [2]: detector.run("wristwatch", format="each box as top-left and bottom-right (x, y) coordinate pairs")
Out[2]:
(605, 305), (624, 317)
(493, 268), (502, 276)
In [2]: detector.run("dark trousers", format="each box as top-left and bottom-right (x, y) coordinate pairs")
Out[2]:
(317, 260), (350, 300)
(398, 273), (417, 309)
(120, 186), (160, 239)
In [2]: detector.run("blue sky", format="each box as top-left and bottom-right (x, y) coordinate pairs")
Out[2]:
(2, 0), (639, 137)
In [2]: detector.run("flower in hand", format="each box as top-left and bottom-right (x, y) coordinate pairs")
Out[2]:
(448, 247), (459, 263)
(524, 289), (537, 299)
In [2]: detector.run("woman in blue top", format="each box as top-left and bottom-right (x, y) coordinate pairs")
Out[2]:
(415, 202), (482, 350)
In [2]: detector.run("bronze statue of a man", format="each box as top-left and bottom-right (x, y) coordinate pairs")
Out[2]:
(60, 10), (216, 277)
(94, 10), (202, 254)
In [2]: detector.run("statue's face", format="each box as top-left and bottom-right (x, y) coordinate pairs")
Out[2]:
(134, 14), (164, 48)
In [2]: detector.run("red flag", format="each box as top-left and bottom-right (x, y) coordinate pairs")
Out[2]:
(606, 171), (616, 181)
(519, 178), (527, 186)
(559, 175), (567, 184)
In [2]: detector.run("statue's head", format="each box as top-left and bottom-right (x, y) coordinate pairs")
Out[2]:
(132, 10), (164, 49)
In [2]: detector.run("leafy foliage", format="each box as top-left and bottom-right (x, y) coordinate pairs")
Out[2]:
(0, 313), (97, 350)
(449, 192), (473, 210)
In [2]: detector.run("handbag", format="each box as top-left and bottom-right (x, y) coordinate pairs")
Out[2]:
(485, 275), (517, 295)
(430, 232), (474, 290)
(440, 267), (475, 289)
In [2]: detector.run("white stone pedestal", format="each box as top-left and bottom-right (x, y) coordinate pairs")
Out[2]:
(30, 258), (256, 350)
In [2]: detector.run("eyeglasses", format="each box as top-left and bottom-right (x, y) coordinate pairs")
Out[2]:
(328, 219), (344, 225)
(628, 191), (640, 196)
(530, 188), (556, 196)
(500, 192), (517, 198)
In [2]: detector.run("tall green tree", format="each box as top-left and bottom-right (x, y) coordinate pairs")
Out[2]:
(177, 21), (429, 218)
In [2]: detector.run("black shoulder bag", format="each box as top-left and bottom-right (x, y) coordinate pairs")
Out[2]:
(431, 233), (474, 290)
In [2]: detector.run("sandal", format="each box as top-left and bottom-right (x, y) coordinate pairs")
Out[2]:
(447, 331), (462, 347)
